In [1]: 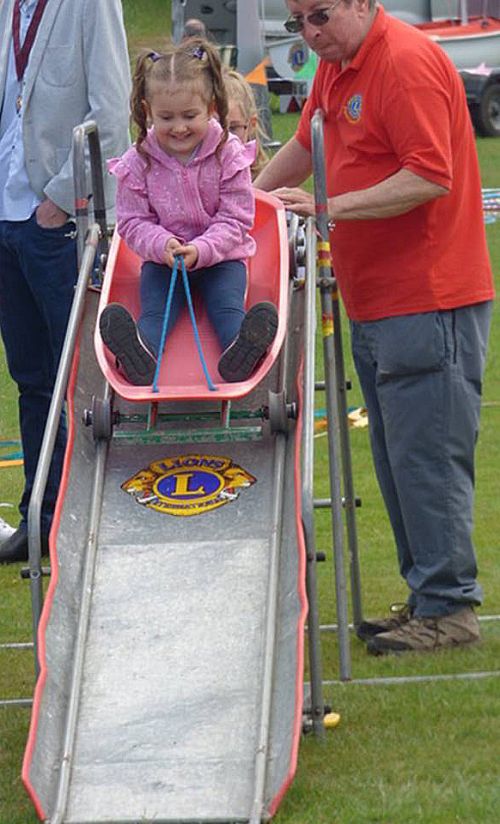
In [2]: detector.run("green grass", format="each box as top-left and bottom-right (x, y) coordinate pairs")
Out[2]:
(122, 0), (172, 50)
(1, 5), (500, 822)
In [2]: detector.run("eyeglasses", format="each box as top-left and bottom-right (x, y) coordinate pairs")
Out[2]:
(284, 1), (343, 33)
(229, 122), (250, 137)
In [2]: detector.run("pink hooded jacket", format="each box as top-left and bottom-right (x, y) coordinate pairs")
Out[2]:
(107, 119), (256, 269)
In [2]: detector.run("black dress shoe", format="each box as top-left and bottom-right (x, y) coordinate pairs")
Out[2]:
(0, 528), (49, 564)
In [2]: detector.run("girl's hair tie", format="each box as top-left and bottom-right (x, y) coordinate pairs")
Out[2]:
(191, 46), (205, 60)
(147, 51), (162, 62)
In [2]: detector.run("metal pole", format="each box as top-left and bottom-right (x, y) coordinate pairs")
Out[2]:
(73, 120), (109, 265)
(310, 110), (364, 630)
(27, 225), (101, 677)
(301, 218), (326, 736)
(459, 0), (468, 26)
(236, 0), (264, 74)
(72, 121), (109, 271)
(330, 278), (363, 627)
(27, 122), (110, 676)
(171, 0), (187, 43)
(318, 282), (351, 681)
(311, 110), (351, 681)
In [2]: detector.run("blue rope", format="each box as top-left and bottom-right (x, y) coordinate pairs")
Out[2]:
(179, 255), (217, 392)
(152, 256), (179, 393)
(152, 255), (217, 393)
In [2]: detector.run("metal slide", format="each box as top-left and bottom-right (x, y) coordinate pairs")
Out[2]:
(22, 190), (309, 822)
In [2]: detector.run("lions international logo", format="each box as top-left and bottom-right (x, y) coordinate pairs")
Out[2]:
(288, 40), (309, 72)
(122, 454), (256, 517)
(344, 93), (362, 124)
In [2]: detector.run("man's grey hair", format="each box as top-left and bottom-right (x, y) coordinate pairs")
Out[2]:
(182, 18), (207, 39)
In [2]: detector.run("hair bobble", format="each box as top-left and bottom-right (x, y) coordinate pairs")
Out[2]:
(191, 46), (205, 60)
(147, 51), (162, 62)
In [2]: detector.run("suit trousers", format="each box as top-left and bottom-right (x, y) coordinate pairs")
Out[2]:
(0, 213), (77, 534)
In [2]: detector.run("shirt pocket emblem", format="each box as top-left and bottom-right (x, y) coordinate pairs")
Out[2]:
(344, 93), (363, 124)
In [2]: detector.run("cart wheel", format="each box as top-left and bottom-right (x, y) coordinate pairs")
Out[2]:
(91, 395), (114, 441)
(475, 82), (500, 137)
(267, 390), (290, 433)
(287, 213), (306, 281)
(288, 212), (299, 280)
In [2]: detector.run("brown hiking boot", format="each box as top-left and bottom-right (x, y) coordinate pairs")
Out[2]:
(367, 607), (480, 655)
(356, 603), (412, 642)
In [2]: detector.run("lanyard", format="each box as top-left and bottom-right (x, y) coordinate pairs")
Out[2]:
(12, 0), (49, 82)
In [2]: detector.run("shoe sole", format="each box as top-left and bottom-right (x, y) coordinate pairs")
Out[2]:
(218, 302), (278, 383)
(99, 304), (156, 386)
(367, 636), (481, 655)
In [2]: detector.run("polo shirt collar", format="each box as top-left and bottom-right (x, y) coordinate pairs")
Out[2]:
(344, 5), (388, 73)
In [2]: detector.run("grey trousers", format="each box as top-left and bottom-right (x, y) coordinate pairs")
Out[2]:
(351, 302), (492, 617)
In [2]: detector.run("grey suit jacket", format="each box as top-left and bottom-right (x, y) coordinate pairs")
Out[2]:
(0, 0), (131, 216)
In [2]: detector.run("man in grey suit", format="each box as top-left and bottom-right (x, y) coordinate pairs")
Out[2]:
(0, 0), (131, 563)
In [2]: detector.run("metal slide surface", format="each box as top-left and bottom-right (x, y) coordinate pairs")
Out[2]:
(23, 204), (307, 823)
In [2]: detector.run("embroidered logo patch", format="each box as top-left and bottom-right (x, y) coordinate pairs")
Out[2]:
(122, 454), (256, 516)
(344, 94), (362, 124)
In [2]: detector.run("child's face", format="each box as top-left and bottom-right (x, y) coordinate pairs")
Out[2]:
(146, 82), (213, 161)
(228, 100), (251, 143)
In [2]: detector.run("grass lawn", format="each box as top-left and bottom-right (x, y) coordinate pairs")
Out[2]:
(1, 3), (500, 822)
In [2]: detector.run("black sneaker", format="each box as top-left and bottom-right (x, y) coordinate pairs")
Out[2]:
(218, 302), (278, 383)
(0, 527), (49, 564)
(99, 303), (157, 386)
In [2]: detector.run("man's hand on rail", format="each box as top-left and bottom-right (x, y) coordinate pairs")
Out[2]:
(271, 188), (316, 218)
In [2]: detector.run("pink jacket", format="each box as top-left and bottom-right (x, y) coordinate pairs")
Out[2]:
(107, 119), (256, 269)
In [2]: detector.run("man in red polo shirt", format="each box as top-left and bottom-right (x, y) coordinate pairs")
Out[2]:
(256, 0), (494, 654)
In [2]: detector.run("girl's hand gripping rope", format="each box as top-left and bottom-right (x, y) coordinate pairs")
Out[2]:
(165, 237), (199, 269)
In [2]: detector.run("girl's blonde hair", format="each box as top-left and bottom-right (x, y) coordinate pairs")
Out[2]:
(131, 38), (228, 161)
(223, 69), (269, 178)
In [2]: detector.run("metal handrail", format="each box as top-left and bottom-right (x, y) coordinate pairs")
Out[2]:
(301, 217), (326, 736)
(27, 120), (110, 678)
(72, 120), (109, 271)
(311, 111), (363, 633)
(311, 109), (352, 681)
(27, 225), (101, 677)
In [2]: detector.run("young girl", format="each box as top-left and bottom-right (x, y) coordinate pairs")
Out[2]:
(99, 39), (277, 386)
(224, 68), (269, 180)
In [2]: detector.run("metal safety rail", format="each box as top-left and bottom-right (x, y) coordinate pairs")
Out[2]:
(300, 217), (327, 734)
(310, 109), (364, 682)
(26, 225), (101, 677)
(72, 120), (109, 270)
(27, 121), (109, 677)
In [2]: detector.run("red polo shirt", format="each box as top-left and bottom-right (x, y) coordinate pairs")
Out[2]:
(296, 7), (494, 321)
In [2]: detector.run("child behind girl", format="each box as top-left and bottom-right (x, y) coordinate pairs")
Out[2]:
(224, 68), (269, 180)
(99, 39), (277, 386)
